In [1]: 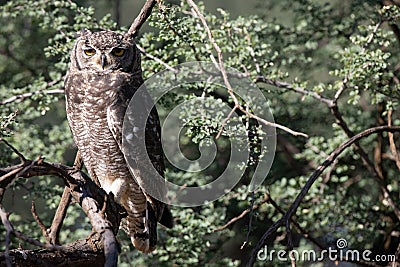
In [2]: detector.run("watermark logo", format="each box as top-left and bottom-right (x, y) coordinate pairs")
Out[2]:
(336, 238), (347, 249)
(257, 238), (396, 263)
(122, 61), (276, 207)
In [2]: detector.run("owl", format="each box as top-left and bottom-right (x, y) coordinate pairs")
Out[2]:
(64, 29), (173, 253)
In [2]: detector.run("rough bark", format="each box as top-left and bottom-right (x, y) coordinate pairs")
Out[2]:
(0, 159), (125, 267)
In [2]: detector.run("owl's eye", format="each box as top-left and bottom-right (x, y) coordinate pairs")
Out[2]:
(112, 48), (126, 57)
(84, 48), (96, 56)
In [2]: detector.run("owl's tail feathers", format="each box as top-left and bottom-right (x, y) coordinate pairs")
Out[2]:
(131, 202), (157, 253)
(159, 206), (174, 229)
(128, 203), (173, 253)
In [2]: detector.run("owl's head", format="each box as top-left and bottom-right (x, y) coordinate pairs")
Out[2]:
(71, 30), (139, 73)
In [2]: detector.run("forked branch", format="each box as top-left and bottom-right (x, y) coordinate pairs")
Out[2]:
(0, 153), (124, 267)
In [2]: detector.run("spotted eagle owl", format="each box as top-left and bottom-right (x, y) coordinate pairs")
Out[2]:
(64, 29), (173, 253)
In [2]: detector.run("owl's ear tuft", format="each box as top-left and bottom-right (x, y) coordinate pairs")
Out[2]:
(79, 28), (92, 38)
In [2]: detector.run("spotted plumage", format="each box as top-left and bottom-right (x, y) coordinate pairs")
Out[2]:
(65, 29), (173, 253)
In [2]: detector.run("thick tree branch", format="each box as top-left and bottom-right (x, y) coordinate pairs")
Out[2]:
(0, 238), (107, 266)
(0, 154), (125, 267)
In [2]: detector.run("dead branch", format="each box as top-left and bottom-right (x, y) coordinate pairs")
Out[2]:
(0, 155), (125, 267)
(0, 238), (107, 266)
(0, 204), (64, 251)
(31, 200), (48, 240)
(246, 125), (400, 267)
(48, 186), (72, 245)
(127, 0), (158, 37)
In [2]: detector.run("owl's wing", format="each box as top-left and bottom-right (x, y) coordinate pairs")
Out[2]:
(107, 83), (173, 228)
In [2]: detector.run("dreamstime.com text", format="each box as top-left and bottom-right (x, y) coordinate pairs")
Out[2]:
(257, 238), (396, 263)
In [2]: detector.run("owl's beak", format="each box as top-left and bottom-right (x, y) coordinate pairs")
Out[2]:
(101, 54), (107, 70)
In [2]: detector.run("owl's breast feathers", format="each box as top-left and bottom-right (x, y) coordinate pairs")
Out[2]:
(65, 70), (173, 253)
(65, 71), (133, 186)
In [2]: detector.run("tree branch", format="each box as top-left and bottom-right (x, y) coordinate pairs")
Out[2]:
(0, 154), (125, 266)
(136, 44), (178, 73)
(331, 104), (400, 221)
(186, 0), (308, 138)
(31, 200), (48, 240)
(48, 186), (72, 245)
(255, 76), (334, 107)
(0, 238), (107, 266)
(247, 125), (400, 267)
(127, 0), (158, 37)
(0, 87), (64, 106)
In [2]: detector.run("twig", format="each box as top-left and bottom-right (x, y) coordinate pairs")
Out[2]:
(247, 125), (400, 267)
(73, 150), (83, 170)
(286, 219), (296, 267)
(244, 107), (308, 137)
(216, 106), (238, 139)
(334, 76), (347, 101)
(187, 0), (308, 138)
(0, 88), (63, 106)
(127, 0), (157, 37)
(256, 76), (334, 107)
(0, 166), (24, 183)
(136, 44), (178, 73)
(0, 138), (26, 162)
(241, 191), (255, 250)
(31, 201), (48, 240)
(1, 204), (65, 252)
(186, 0), (235, 100)
(115, 0), (121, 26)
(213, 194), (269, 233)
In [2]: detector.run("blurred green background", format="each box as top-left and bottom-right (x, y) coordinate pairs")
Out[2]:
(1, 0), (399, 266)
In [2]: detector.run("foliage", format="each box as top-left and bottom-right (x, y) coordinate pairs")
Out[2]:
(1, 0), (400, 266)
